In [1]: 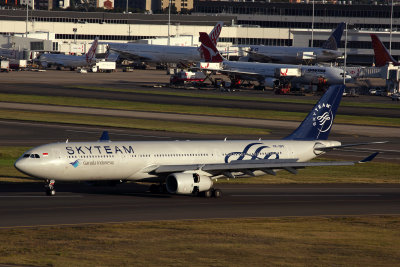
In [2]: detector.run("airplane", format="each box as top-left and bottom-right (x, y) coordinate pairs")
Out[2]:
(107, 22), (223, 65)
(14, 84), (382, 198)
(370, 34), (399, 67)
(240, 22), (345, 64)
(198, 32), (351, 88)
(36, 37), (99, 70)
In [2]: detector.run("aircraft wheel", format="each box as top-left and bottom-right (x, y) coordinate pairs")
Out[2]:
(45, 189), (56, 196)
(213, 189), (222, 198)
(204, 189), (213, 198)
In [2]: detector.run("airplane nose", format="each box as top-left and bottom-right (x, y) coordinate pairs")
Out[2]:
(14, 159), (24, 172)
(14, 158), (31, 176)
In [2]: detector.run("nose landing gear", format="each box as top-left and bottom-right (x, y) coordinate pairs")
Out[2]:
(44, 179), (56, 196)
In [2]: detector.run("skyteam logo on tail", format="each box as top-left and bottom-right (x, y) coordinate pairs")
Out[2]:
(70, 160), (80, 168)
(313, 103), (333, 133)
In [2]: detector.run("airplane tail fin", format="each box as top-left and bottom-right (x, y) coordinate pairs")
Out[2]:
(284, 85), (344, 141)
(199, 32), (224, 63)
(85, 37), (99, 63)
(370, 34), (397, 67)
(208, 22), (224, 46)
(321, 22), (345, 50)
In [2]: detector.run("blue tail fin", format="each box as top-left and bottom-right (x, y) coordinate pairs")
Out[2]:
(284, 85), (344, 141)
(321, 22), (345, 50)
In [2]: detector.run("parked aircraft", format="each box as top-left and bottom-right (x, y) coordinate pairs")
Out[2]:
(108, 22), (223, 64)
(199, 32), (351, 88)
(37, 37), (98, 70)
(241, 22), (345, 64)
(370, 34), (399, 67)
(15, 85), (381, 197)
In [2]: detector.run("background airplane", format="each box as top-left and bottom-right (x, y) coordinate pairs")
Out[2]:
(14, 85), (380, 197)
(370, 34), (399, 67)
(108, 22), (223, 65)
(37, 37), (98, 70)
(199, 32), (351, 88)
(241, 22), (345, 64)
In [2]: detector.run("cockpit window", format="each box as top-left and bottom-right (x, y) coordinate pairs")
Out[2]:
(24, 154), (40, 158)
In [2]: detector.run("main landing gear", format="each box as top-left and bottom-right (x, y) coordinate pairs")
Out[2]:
(44, 179), (56, 196)
(202, 188), (222, 198)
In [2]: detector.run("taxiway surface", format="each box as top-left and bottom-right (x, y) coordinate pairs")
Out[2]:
(1, 183), (399, 227)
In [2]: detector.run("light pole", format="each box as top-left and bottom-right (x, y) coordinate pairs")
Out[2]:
(168, 0), (171, 46)
(126, 0), (128, 14)
(25, 1), (28, 37)
(311, 0), (314, 47)
(390, 0), (393, 54)
(343, 22), (348, 85)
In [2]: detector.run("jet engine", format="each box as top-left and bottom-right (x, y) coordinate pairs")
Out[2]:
(263, 77), (278, 88)
(166, 173), (213, 195)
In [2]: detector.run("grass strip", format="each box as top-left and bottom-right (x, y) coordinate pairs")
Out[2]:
(1, 93), (400, 127)
(70, 85), (400, 110)
(0, 216), (399, 266)
(0, 109), (269, 136)
(2, 146), (399, 184)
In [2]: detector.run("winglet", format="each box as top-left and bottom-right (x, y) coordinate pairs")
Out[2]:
(99, 131), (110, 142)
(359, 152), (379, 163)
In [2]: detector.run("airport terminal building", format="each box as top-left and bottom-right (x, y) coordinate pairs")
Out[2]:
(1, 1), (400, 65)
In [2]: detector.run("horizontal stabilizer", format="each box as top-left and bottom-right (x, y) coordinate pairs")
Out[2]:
(314, 141), (388, 151)
(359, 152), (379, 163)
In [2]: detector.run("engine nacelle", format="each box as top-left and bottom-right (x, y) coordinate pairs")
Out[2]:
(263, 77), (278, 88)
(166, 173), (213, 195)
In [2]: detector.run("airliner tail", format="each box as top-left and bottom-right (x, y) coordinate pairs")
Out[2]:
(321, 22), (345, 50)
(370, 34), (398, 67)
(284, 85), (345, 141)
(199, 32), (224, 63)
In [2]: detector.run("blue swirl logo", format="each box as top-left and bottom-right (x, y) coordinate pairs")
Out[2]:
(224, 143), (280, 163)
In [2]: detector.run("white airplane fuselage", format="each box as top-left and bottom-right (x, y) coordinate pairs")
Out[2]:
(38, 54), (95, 68)
(109, 43), (201, 63)
(15, 139), (340, 182)
(222, 60), (350, 85)
(248, 46), (344, 64)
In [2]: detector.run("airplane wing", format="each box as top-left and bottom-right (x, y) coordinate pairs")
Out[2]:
(109, 47), (156, 62)
(245, 50), (275, 62)
(218, 68), (269, 82)
(144, 153), (378, 178)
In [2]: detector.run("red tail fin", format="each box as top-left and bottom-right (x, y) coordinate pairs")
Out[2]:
(370, 34), (397, 67)
(199, 32), (224, 63)
(208, 22), (223, 46)
(85, 37), (98, 63)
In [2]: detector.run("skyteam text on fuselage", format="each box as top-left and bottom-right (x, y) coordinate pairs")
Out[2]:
(14, 85), (381, 198)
